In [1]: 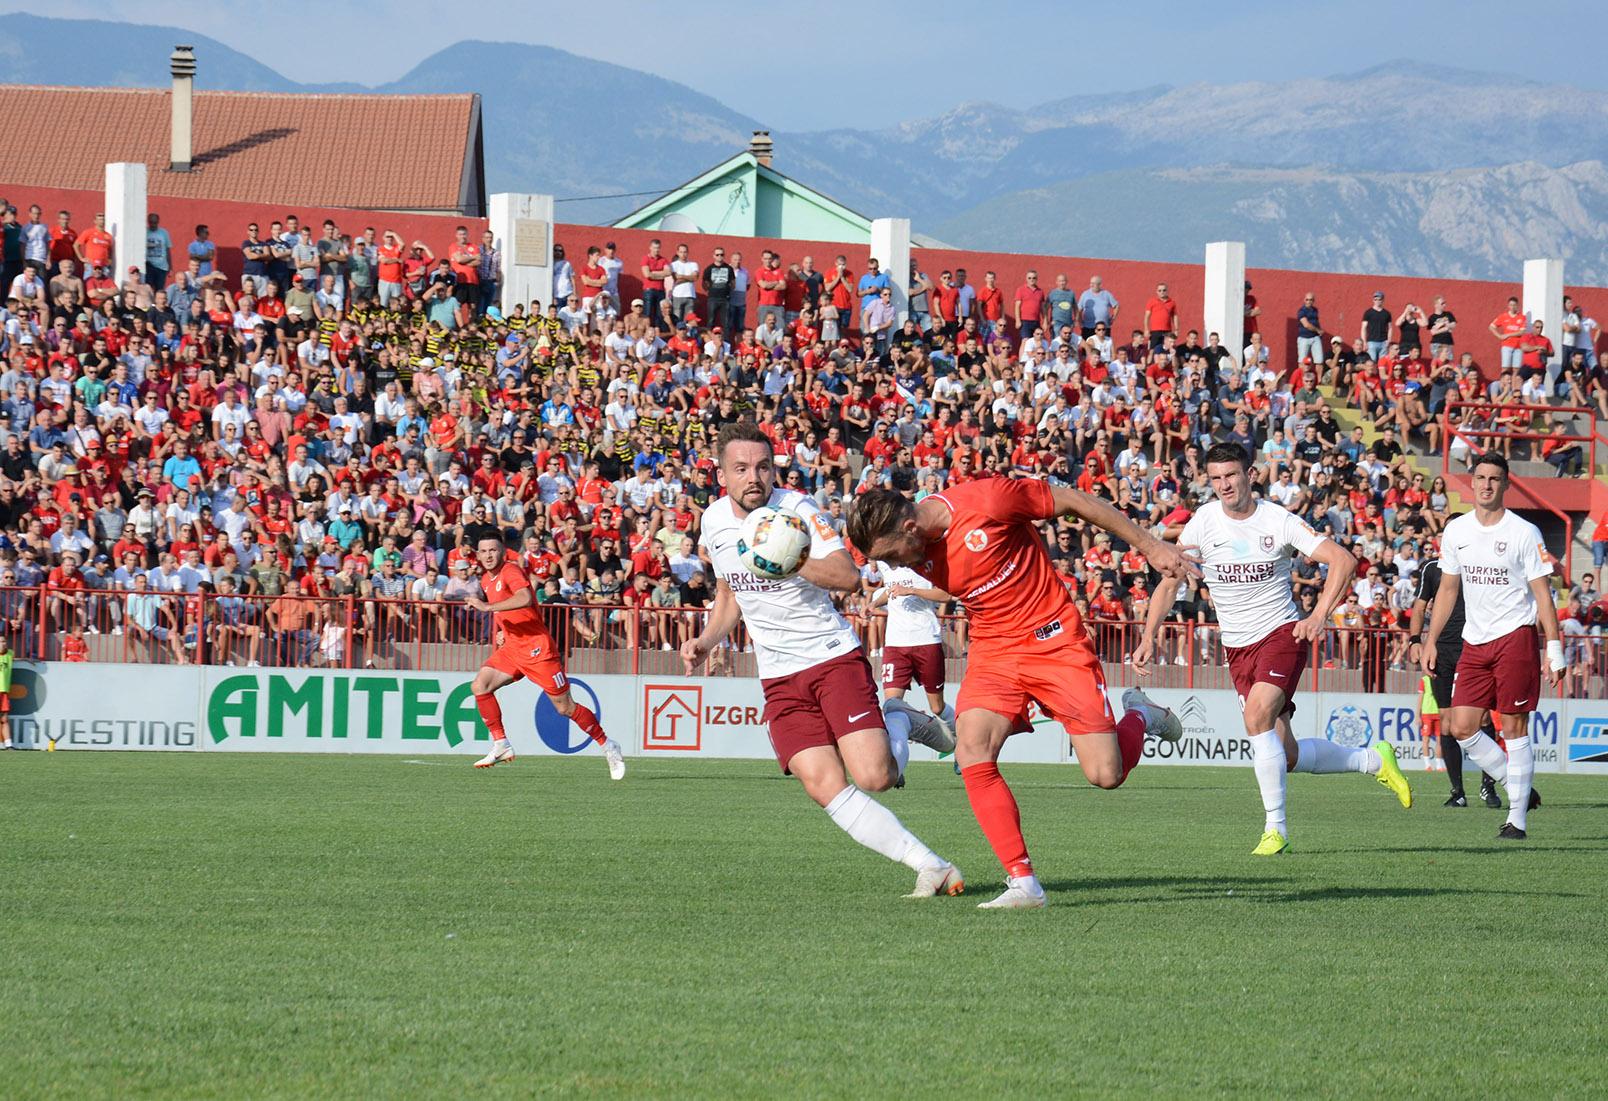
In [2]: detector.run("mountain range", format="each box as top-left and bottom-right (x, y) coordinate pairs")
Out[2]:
(3, 13), (1607, 282)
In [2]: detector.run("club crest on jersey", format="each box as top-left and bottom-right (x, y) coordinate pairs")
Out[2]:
(964, 528), (988, 552)
(1495, 541), (1508, 555)
(1260, 535), (1275, 552)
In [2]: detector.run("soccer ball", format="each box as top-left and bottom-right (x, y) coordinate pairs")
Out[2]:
(737, 506), (811, 580)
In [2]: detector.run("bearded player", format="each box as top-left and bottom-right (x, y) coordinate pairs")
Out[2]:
(1133, 443), (1412, 856)
(1424, 453), (1562, 840)
(849, 479), (1195, 909)
(682, 423), (963, 898)
(465, 535), (626, 778)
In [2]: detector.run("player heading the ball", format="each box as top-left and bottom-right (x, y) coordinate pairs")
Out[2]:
(849, 475), (1192, 909)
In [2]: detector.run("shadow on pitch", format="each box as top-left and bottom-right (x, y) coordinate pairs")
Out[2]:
(1324, 844), (1608, 856)
(1036, 875), (1584, 905)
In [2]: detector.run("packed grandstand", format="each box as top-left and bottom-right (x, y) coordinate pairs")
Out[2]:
(0, 199), (1604, 694)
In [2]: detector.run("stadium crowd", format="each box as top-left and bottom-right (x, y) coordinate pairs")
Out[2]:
(0, 198), (1604, 682)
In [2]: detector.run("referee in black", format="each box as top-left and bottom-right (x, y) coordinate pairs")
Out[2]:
(1409, 545), (1541, 809)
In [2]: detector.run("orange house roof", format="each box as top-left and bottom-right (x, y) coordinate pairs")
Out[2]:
(0, 85), (483, 215)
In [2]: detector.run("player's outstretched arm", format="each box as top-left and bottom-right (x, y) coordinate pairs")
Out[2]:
(1422, 570), (1462, 673)
(1294, 538), (1357, 642)
(1132, 575), (1182, 677)
(799, 548), (863, 593)
(1047, 484), (1200, 581)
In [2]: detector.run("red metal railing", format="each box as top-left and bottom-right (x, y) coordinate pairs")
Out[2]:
(7, 588), (1595, 701)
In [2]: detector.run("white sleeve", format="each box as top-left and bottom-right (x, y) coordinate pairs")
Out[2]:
(792, 495), (845, 560)
(1440, 528), (1461, 575)
(1281, 509), (1326, 558)
(1520, 526), (1552, 583)
(1178, 511), (1204, 551)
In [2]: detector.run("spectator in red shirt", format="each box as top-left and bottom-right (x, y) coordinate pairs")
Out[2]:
(1013, 270), (1046, 340)
(1517, 319), (1554, 381)
(640, 238), (670, 333)
(976, 271), (1004, 342)
(1144, 282), (1178, 349)
(1489, 295), (1528, 370)
(48, 209), (77, 267)
(933, 270), (962, 338)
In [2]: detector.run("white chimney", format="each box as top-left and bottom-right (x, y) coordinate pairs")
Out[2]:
(170, 45), (195, 172)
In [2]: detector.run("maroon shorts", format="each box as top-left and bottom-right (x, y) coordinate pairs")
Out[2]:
(1224, 620), (1309, 718)
(881, 643), (945, 694)
(760, 650), (883, 774)
(1450, 625), (1540, 713)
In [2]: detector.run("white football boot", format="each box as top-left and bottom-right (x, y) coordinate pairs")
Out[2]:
(883, 697), (957, 754)
(602, 738), (626, 781)
(1121, 688), (1182, 743)
(906, 861), (965, 898)
(977, 875), (1048, 909)
(473, 741), (516, 768)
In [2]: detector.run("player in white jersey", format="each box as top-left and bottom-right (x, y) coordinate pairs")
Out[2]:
(871, 563), (957, 729)
(682, 422), (964, 897)
(1423, 453), (1562, 840)
(1133, 443), (1412, 855)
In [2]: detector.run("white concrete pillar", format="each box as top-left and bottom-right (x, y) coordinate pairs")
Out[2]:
(488, 192), (555, 313)
(105, 162), (148, 284)
(1522, 258), (1564, 368)
(1203, 241), (1246, 371)
(870, 217), (911, 327)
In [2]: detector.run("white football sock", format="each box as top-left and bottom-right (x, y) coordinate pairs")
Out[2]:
(824, 786), (940, 871)
(938, 703), (956, 725)
(492, 737), (510, 750)
(880, 702), (911, 778)
(1503, 736), (1533, 831)
(1456, 731), (1511, 787)
(1294, 738), (1379, 774)
(1249, 730), (1289, 835)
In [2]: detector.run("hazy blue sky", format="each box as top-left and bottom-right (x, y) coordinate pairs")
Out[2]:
(9, 0), (1607, 129)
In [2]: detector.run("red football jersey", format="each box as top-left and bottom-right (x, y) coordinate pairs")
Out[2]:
(484, 561), (548, 644)
(920, 477), (1073, 645)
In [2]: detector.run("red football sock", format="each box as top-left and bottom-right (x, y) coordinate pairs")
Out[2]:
(960, 762), (1033, 879)
(475, 692), (505, 740)
(1116, 710), (1147, 783)
(571, 703), (608, 745)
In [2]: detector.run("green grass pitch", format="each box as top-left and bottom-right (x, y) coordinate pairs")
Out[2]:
(4, 753), (1606, 1098)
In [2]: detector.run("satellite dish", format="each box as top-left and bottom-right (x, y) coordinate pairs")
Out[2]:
(659, 212), (702, 234)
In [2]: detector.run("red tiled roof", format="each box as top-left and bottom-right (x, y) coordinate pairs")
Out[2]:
(0, 85), (479, 213)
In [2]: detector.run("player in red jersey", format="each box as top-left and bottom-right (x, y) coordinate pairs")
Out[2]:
(849, 478), (1198, 908)
(464, 535), (625, 777)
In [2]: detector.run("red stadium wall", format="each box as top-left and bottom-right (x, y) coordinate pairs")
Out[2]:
(10, 181), (1608, 382)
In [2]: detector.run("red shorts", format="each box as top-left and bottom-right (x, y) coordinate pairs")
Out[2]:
(760, 650), (882, 773)
(485, 638), (567, 695)
(1224, 620), (1309, 718)
(1450, 625), (1539, 714)
(881, 643), (945, 694)
(957, 630), (1115, 737)
(0, 692), (10, 713)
